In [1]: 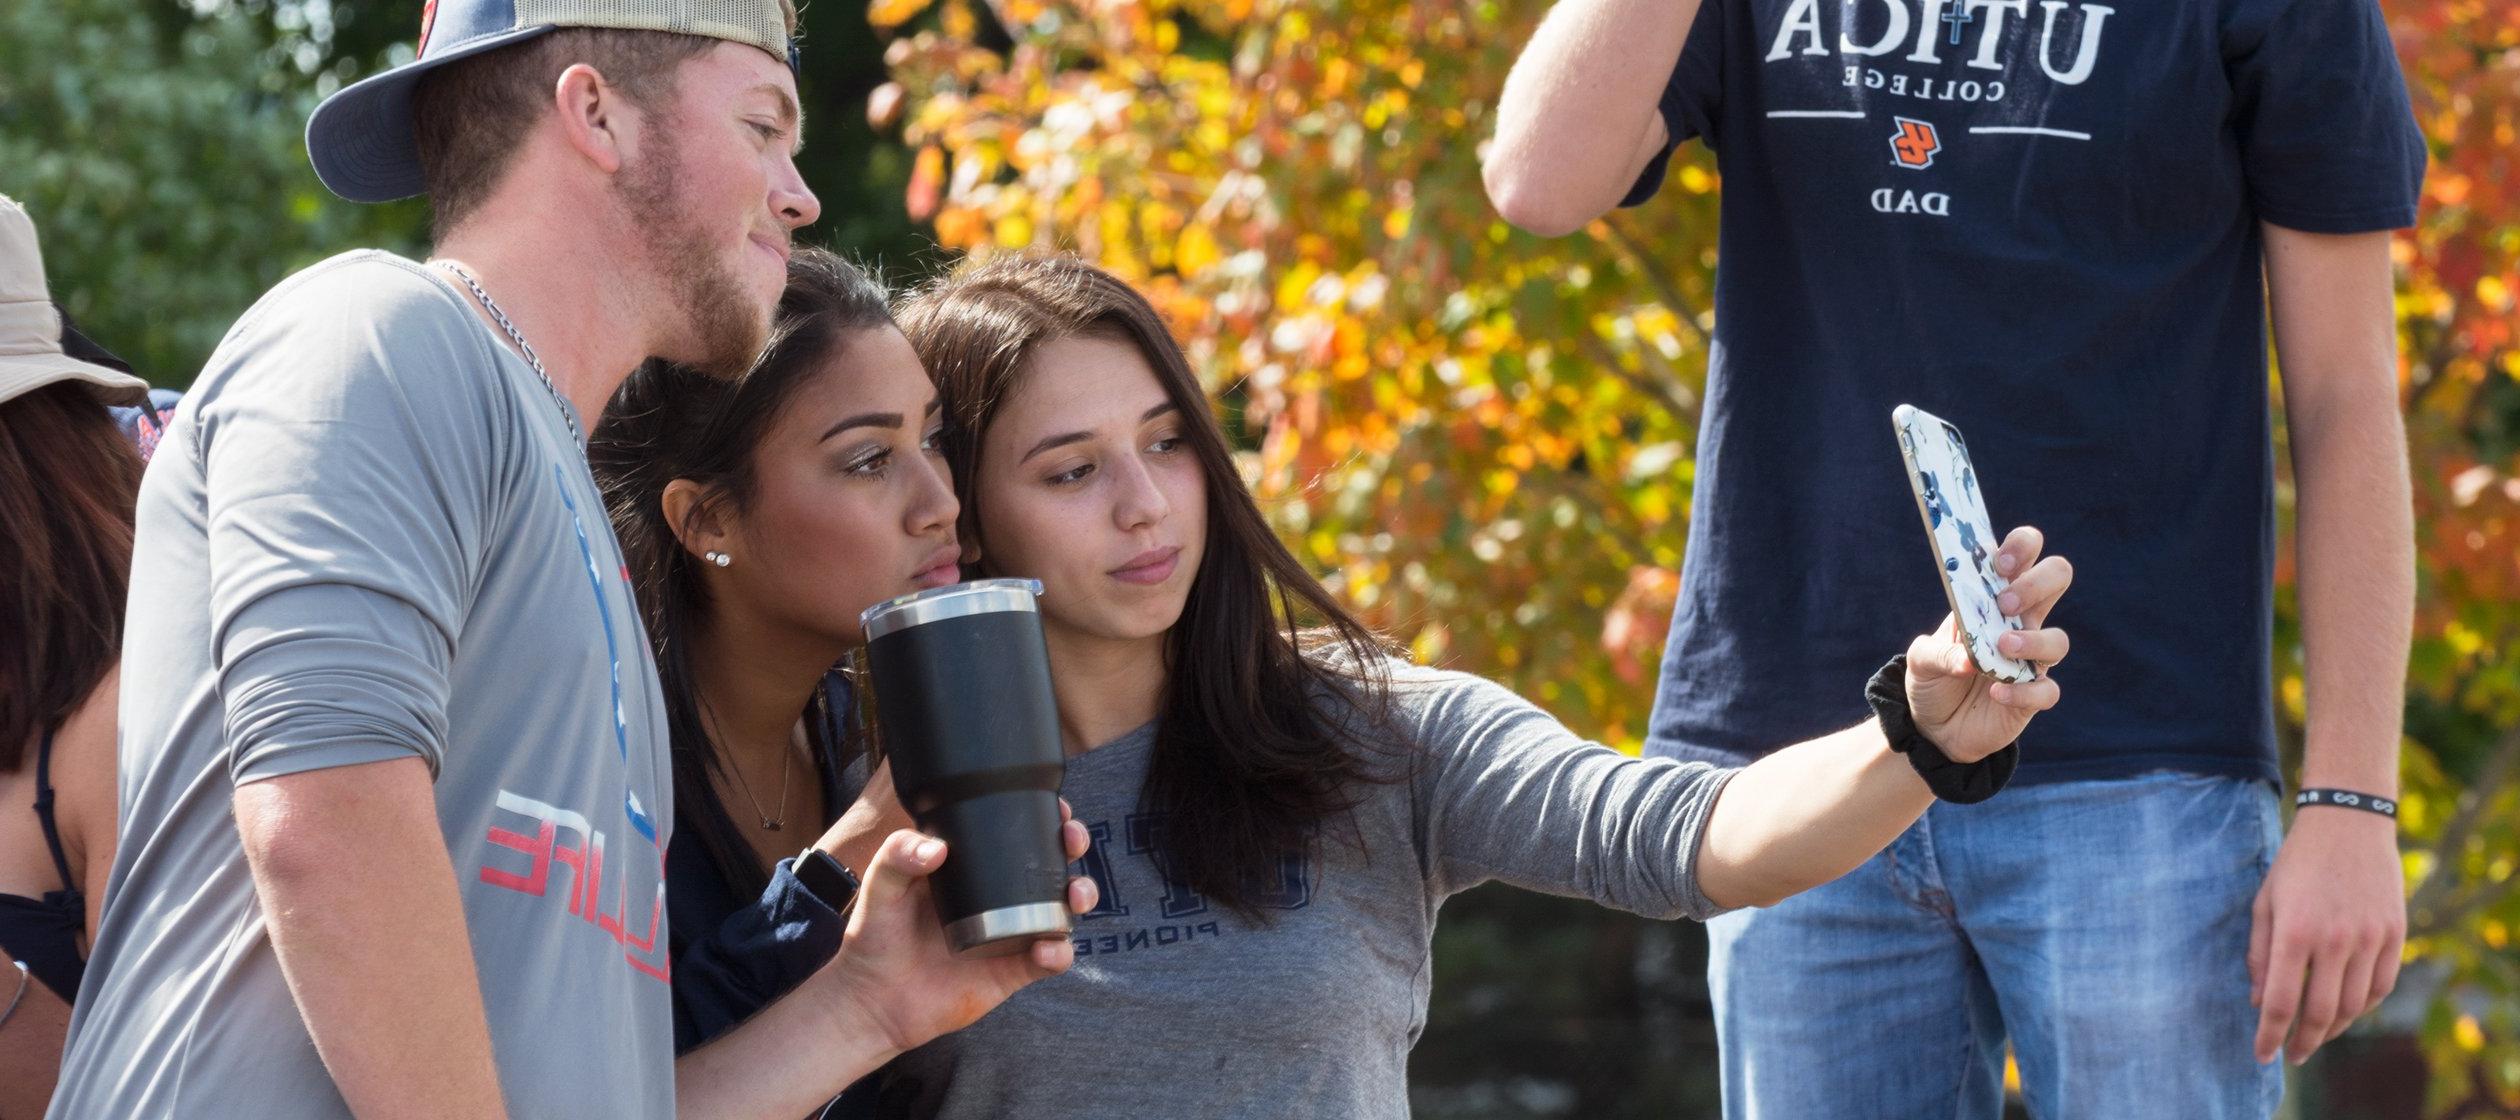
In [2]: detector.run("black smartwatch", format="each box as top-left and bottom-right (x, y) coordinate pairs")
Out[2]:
(792, 848), (861, 908)
(1865, 655), (2018, 804)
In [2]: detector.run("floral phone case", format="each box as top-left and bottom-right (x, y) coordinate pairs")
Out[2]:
(1892, 405), (2037, 684)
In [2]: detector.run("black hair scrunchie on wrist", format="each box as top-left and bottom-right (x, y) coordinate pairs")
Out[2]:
(1866, 655), (2018, 804)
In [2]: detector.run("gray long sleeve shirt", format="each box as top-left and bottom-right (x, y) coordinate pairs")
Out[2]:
(875, 660), (1736, 1119)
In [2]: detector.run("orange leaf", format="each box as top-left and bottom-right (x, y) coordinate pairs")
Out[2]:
(905, 145), (945, 222)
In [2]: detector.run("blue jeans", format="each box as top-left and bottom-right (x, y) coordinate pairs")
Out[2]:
(1705, 771), (2286, 1119)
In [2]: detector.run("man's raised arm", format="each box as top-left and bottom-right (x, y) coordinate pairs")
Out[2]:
(1485, 0), (1703, 236)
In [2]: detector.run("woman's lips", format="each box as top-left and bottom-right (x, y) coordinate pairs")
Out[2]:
(1111, 546), (1180, 586)
(912, 546), (961, 589)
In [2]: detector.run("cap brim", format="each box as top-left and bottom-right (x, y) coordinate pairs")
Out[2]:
(0, 354), (153, 409)
(306, 24), (559, 204)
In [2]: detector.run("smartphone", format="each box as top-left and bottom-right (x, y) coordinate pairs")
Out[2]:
(1892, 405), (2037, 684)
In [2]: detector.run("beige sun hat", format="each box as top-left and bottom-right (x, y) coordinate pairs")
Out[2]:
(0, 194), (151, 409)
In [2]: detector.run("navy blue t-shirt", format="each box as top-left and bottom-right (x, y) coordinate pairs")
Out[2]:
(1629, 0), (2424, 782)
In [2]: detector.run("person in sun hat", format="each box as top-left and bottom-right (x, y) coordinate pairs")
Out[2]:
(0, 192), (151, 1119)
(0, 195), (150, 412)
(45, 3), (1090, 1117)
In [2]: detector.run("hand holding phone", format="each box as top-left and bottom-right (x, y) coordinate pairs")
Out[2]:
(1892, 405), (2037, 684)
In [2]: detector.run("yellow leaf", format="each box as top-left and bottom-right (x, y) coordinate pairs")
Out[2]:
(2447, 621), (2486, 657)
(1637, 488), (1671, 524)
(1307, 527), (1337, 563)
(1411, 624), (1450, 664)
(1383, 205), (1412, 241)
(867, 0), (937, 30)
(2479, 274), (2514, 311)
(995, 212), (1035, 249)
(2455, 1014), (2486, 1053)
(1276, 262), (1323, 311)
(1176, 222), (1222, 275)
(1196, 118), (1231, 154)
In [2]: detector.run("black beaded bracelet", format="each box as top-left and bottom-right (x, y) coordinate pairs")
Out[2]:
(1865, 655), (2018, 804)
(2295, 788), (2398, 820)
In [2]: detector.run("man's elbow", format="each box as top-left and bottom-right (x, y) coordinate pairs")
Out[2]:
(1482, 157), (1604, 238)
(237, 801), (354, 894)
(234, 757), (439, 892)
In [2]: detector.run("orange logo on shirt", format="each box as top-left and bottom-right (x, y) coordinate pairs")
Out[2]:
(1890, 117), (1941, 170)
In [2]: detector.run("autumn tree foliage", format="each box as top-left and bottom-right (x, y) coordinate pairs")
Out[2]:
(2381, 0), (2520, 1110)
(873, 0), (2518, 1105)
(879, 0), (1722, 742)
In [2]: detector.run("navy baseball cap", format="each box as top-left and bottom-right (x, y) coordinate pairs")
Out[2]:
(306, 0), (798, 203)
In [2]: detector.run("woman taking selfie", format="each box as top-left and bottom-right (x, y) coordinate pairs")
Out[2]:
(874, 254), (2076, 1118)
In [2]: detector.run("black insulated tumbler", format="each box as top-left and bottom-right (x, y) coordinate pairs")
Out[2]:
(859, 578), (1072, 956)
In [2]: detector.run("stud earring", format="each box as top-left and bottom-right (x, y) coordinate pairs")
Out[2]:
(705, 550), (731, 568)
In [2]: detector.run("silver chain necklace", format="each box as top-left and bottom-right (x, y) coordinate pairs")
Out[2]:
(436, 261), (583, 446)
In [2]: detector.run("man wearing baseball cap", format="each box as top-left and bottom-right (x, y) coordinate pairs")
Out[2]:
(50, 4), (1076, 1117)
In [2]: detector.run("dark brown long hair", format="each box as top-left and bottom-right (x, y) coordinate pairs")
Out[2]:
(895, 254), (1403, 920)
(589, 248), (894, 898)
(2, 383), (143, 769)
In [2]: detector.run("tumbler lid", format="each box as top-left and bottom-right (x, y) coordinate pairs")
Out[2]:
(860, 578), (1045, 641)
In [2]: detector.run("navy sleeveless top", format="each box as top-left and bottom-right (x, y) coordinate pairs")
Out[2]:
(0, 728), (87, 1001)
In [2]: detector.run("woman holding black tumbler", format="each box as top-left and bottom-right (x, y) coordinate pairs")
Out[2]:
(869, 254), (2078, 1120)
(587, 250), (1097, 1115)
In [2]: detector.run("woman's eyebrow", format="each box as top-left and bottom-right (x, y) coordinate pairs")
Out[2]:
(821, 411), (905, 442)
(1020, 401), (1177, 462)
(1021, 429), (1091, 463)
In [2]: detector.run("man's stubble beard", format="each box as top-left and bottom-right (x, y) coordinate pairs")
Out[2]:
(617, 136), (772, 381)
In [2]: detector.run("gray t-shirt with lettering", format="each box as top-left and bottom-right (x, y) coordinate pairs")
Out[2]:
(875, 660), (1737, 1119)
(51, 251), (677, 1119)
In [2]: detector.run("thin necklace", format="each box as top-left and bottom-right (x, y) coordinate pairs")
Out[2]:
(725, 740), (794, 832)
(435, 261), (583, 447)
(705, 705), (797, 832)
